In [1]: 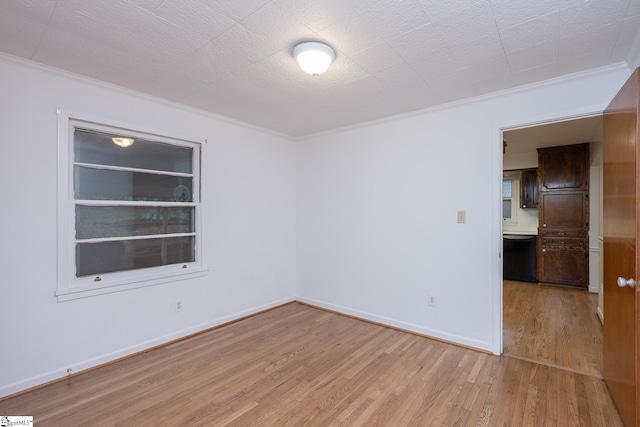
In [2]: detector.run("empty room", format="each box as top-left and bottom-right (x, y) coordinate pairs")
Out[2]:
(1, 0), (639, 425)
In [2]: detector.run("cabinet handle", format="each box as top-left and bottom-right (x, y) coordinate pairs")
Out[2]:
(542, 249), (546, 253)
(543, 223), (547, 227)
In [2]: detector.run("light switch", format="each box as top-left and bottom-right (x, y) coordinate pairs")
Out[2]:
(457, 210), (466, 224)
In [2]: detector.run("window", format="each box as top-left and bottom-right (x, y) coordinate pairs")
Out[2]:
(503, 177), (513, 220)
(502, 172), (520, 224)
(57, 111), (206, 301)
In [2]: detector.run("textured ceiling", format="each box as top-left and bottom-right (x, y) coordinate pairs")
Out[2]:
(503, 115), (603, 154)
(1, 0), (639, 137)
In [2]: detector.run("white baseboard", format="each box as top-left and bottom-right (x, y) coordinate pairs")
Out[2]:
(597, 306), (604, 324)
(0, 296), (295, 399)
(296, 296), (494, 354)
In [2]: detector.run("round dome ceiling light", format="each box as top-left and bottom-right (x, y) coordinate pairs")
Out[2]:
(112, 137), (135, 148)
(293, 41), (335, 77)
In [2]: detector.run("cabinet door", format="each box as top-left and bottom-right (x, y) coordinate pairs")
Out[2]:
(537, 246), (588, 288)
(520, 169), (537, 208)
(538, 144), (589, 192)
(538, 192), (589, 229)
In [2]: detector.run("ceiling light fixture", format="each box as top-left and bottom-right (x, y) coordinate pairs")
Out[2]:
(112, 137), (135, 148)
(293, 41), (335, 77)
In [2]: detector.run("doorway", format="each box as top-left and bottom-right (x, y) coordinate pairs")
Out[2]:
(501, 116), (604, 376)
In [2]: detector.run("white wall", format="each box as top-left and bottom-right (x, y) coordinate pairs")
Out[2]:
(501, 171), (539, 236)
(589, 142), (602, 294)
(503, 153), (538, 235)
(0, 56), (297, 398)
(296, 64), (631, 353)
(503, 151), (537, 170)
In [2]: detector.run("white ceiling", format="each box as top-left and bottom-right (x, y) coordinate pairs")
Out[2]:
(504, 115), (604, 154)
(1, 0), (639, 137)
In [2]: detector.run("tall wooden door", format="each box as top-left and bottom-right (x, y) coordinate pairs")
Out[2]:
(603, 68), (639, 427)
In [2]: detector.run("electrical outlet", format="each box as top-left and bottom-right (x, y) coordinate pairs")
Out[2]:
(175, 299), (183, 312)
(428, 294), (437, 307)
(457, 210), (466, 224)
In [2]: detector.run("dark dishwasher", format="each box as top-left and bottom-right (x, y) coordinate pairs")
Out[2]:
(503, 234), (537, 282)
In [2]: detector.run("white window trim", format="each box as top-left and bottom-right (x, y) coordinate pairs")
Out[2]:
(502, 173), (518, 225)
(56, 109), (208, 302)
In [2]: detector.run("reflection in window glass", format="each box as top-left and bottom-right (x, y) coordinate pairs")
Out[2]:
(74, 129), (192, 173)
(74, 167), (193, 202)
(76, 206), (194, 239)
(76, 236), (195, 277)
(72, 126), (198, 279)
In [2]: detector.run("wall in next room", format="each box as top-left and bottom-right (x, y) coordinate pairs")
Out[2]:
(502, 169), (539, 236)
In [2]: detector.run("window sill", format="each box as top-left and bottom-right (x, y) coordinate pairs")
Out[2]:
(56, 265), (209, 302)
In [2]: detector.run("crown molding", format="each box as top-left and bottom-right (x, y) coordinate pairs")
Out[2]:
(0, 52), (295, 142)
(298, 62), (631, 141)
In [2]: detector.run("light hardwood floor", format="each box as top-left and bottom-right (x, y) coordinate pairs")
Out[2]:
(0, 302), (622, 426)
(503, 280), (603, 378)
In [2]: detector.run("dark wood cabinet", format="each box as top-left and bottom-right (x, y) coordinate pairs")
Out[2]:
(537, 143), (589, 288)
(538, 246), (589, 287)
(520, 168), (537, 208)
(538, 144), (589, 192)
(538, 192), (588, 229)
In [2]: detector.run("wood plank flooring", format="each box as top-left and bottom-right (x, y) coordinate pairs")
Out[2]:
(0, 302), (622, 426)
(503, 280), (603, 377)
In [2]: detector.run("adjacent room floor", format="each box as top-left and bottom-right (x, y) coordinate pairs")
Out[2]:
(0, 301), (620, 426)
(503, 280), (602, 378)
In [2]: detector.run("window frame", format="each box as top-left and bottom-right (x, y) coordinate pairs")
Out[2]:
(502, 173), (517, 224)
(56, 109), (207, 302)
